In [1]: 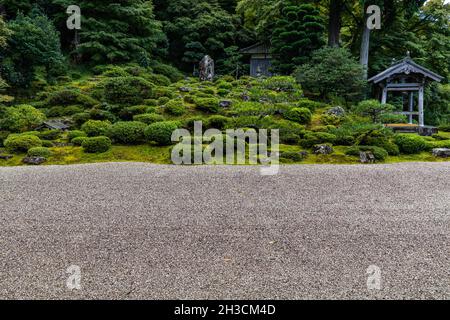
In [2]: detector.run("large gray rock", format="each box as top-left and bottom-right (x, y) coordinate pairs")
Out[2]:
(219, 100), (232, 108)
(432, 148), (450, 158)
(360, 151), (375, 164)
(313, 144), (334, 155)
(178, 86), (191, 93)
(22, 156), (46, 165)
(199, 55), (215, 81)
(327, 106), (346, 117)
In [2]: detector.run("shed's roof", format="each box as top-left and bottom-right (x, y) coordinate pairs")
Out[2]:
(368, 57), (444, 84)
(43, 120), (70, 130)
(240, 43), (271, 54)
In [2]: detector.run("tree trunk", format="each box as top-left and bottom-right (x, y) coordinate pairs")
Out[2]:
(359, 5), (371, 80)
(328, 0), (344, 47)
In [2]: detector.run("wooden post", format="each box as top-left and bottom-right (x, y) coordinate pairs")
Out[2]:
(381, 87), (388, 104)
(408, 92), (414, 124)
(418, 86), (424, 127)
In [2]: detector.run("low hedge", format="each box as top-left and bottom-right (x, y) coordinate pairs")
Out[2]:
(27, 147), (52, 158)
(144, 121), (180, 146)
(67, 130), (87, 140)
(345, 146), (388, 161)
(133, 113), (165, 125)
(4, 134), (42, 153)
(71, 136), (88, 146)
(82, 136), (112, 153)
(194, 98), (219, 113)
(300, 132), (336, 148)
(165, 100), (186, 116)
(394, 134), (428, 154)
(81, 120), (112, 137)
(107, 121), (146, 144)
(283, 107), (312, 124)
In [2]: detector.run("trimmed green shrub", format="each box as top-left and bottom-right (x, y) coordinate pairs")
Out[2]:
(107, 121), (146, 144)
(394, 134), (428, 154)
(118, 105), (148, 120)
(438, 124), (450, 132)
(71, 136), (88, 146)
(0, 131), (10, 147)
(284, 107), (312, 124)
(41, 140), (54, 147)
(72, 112), (91, 126)
(37, 130), (61, 141)
(81, 120), (112, 137)
(207, 115), (230, 130)
(301, 132), (337, 148)
(280, 151), (306, 162)
(353, 100), (395, 123)
(63, 105), (84, 116)
(103, 77), (154, 106)
(345, 146), (388, 161)
(194, 98), (219, 113)
(28, 147), (52, 158)
(46, 89), (98, 107)
(261, 76), (300, 92)
(144, 99), (158, 106)
(82, 136), (112, 153)
(67, 130), (87, 140)
(158, 97), (170, 106)
(379, 113), (408, 124)
(0, 105), (46, 133)
(297, 99), (327, 112)
(165, 100), (186, 116)
(144, 121), (179, 146)
(152, 86), (175, 99)
(4, 134), (42, 153)
(133, 113), (165, 125)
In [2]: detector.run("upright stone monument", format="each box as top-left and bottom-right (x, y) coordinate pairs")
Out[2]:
(199, 55), (214, 81)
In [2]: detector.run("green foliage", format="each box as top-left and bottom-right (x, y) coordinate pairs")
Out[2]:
(0, 105), (46, 132)
(144, 121), (179, 145)
(283, 107), (312, 124)
(81, 120), (112, 137)
(27, 146), (52, 158)
(71, 136), (88, 146)
(297, 99), (327, 112)
(345, 146), (389, 161)
(46, 89), (98, 108)
(295, 47), (366, 101)
(353, 100), (395, 123)
(4, 133), (42, 153)
(72, 113), (91, 127)
(133, 113), (165, 125)
(107, 121), (147, 144)
(3, 9), (64, 87)
(379, 113), (408, 124)
(207, 115), (230, 130)
(300, 132), (337, 149)
(394, 134), (428, 154)
(194, 97), (219, 113)
(271, 2), (325, 74)
(165, 100), (187, 116)
(67, 130), (87, 140)
(102, 77), (154, 106)
(56, 0), (167, 64)
(82, 136), (112, 153)
(438, 124), (450, 132)
(37, 130), (60, 141)
(280, 151), (305, 162)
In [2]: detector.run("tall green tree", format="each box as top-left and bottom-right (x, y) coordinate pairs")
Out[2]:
(54, 0), (167, 64)
(2, 7), (64, 88)
(271, 1), (325, 74)
(154, 0), (237, 72)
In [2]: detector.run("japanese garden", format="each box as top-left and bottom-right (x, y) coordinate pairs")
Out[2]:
(0, 0), (449, 166)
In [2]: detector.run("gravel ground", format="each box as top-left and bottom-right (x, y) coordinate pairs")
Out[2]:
(0, 162), (449, 300)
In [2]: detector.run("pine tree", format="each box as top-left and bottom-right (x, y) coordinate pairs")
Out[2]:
(54, 0), (167, 64)
(270, 1), (325, 74)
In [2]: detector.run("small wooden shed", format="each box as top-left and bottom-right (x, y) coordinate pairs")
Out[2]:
(368, 54), (444, 127)
(240, 43), (273, 77)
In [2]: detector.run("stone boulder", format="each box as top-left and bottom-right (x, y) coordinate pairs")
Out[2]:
(313, 144), (334, 155)
(178, 86), (191, 93)
(219, 100), (232, 108)
(360, 151), (376, 164)
(432, 148), (450, 158)
(0, 154), (13, 160)
(327, 106), (346, 117)
(22, 156), (46, 165)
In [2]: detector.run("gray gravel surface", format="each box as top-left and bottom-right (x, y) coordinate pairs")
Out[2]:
(0, 162), (449, 300)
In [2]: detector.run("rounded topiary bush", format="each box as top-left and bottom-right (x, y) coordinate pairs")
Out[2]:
(4, 134), (42, 153)
(133, 113), (165, 125)
(71, 136), (88, 146)
(144, 121), (179, 146)
(207, 115), (230, 130)
(394, 134), (428, 154)
(345, 146), (388, 161)
(82, 136), (112, 153)
(165, 100), (186, 116)
(300, 132), (336, 148)
(41, 140), (54, 147)
(284, 107), (312, 124)
(81, 120), (111, 137)
(27, 147), (52, 158)
(68, 130), (87, 140)
(37, 130), (61, 141)
(103, 76), (154, 106)
(194, 98), (219, 113)
(107, 121), (146, 144)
